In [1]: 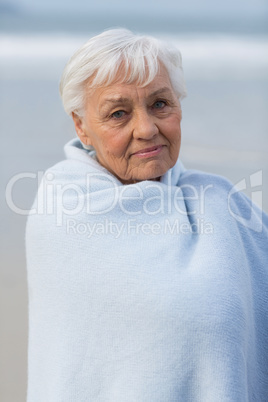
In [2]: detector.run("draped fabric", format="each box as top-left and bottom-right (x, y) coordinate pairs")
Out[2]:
(26, 138), (268, 401)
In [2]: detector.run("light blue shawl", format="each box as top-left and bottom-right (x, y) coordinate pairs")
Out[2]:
(26, 138), (268, 401)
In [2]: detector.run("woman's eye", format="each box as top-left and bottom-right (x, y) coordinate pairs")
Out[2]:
(153, 100), (166, 109)
(111, 110), (125, 119)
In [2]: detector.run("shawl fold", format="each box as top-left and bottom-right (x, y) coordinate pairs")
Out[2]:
(26, 138), (268, 401)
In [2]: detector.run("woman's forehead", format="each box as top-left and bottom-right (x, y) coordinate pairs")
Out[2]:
(90, 85), (175, 112)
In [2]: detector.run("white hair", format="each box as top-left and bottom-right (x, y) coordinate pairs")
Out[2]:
(59, 28), (187, 116)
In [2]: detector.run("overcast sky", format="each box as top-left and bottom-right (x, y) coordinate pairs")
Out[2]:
(5, 0), (268, 18)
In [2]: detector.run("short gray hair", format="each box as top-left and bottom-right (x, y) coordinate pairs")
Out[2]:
(59, 28), (187, 116)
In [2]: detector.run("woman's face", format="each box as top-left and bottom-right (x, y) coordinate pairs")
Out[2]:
(73, 64), (182, 184)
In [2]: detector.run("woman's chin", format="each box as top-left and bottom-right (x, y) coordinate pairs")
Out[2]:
(121, 163), (172, 184)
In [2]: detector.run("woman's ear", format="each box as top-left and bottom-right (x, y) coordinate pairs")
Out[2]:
(72, 112), (92, 146)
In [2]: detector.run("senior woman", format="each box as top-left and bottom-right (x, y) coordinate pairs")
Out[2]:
(26, 29), (268, 401)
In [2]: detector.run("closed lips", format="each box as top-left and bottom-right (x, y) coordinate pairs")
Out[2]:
(131, 145), (164, 156)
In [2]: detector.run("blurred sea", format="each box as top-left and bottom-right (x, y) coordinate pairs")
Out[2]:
(1, 12), (268, 402)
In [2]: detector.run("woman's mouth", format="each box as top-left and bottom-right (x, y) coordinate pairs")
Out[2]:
(131, 145), (164, 158)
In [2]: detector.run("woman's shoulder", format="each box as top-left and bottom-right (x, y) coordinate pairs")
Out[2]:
(179, 167), (267, 234)
(179, 167), (234, 192)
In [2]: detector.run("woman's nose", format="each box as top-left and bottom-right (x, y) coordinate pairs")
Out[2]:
(132, 110), (159, 140)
